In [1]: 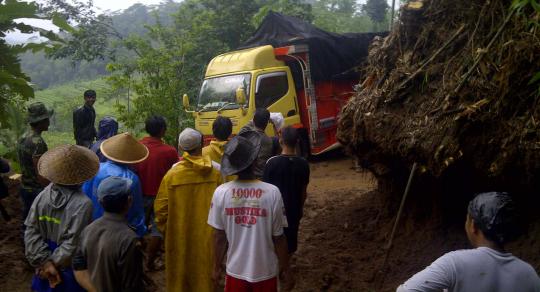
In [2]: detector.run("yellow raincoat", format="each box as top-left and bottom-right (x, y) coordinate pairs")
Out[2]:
(202, 140), (236, 181)
(202, 140), (227, 163)
(155, 152), (222, 292)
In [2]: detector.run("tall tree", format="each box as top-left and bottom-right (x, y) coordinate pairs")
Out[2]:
(0, 0), (83, 164)
(363, 0), (389, 30)
(313, 0), (374, 33)
(254, 0), (314, 26)
(0, 0), (70, 128)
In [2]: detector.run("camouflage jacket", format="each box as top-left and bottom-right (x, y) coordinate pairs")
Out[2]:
(17, 129), (48, 192)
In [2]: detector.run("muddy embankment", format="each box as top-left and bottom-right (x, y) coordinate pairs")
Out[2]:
(336, 0), (540, 290)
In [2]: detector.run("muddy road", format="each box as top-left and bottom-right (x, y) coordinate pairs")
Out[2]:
(1, 153), (538, 291)
(1, 154), (377, 291)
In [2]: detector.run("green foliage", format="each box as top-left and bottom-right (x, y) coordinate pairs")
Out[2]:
(512, 0), (540, 94)
(363, 0), (389, 29)
(254, 0), (314, 26)
(529, 72), (540, 94)
(41, 131), (74, 149)
(49, 14), (117, 62)
(0, 0), (69, 129)
(52, 12), (76, 33)
(34, 78), (121, 131)
(0, 0), (37, 22)
(19, 2), (181, 89)
(194, 0), (262, 49)
(512, 0), (540, 12)
(106, 19), (195, 144)
(20, 51), (109, 88)
(313, 0), (376, 33)
(0, 0), (38, 122)
(0, 100), (26, 165)
(512, 0), (540, 28)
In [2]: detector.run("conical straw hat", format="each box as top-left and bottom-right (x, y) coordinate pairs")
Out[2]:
(38, 144), (99, 185)
(100, 132), (149, 164)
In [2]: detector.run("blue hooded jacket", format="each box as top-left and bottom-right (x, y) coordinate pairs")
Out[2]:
(82, 161), (146, 237)
(91, 117), (118, 162)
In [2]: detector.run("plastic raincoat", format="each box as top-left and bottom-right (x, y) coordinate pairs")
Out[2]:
(202, 141), (236, 182)
(82, 161), (146, 237)
(155, 152), (222, 292)
(202, 140), (226, 163)
(24, 184), (93, 292)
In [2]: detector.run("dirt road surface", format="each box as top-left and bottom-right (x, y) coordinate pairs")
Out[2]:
(1, 154), (538, 291)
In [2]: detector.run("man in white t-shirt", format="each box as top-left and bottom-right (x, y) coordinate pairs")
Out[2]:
(397, 192), (540, 292)
(208, 135), (290, 292)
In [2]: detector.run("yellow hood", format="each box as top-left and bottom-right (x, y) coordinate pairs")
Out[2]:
(203, 140), (227, 164)
(208, 140), (226, 157)
(168, 152), (216, 186)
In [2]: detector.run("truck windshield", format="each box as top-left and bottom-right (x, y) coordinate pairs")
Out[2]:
(197, 73), (251, 112)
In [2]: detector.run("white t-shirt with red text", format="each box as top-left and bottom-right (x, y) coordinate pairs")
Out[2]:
(208, 179), (288, 283)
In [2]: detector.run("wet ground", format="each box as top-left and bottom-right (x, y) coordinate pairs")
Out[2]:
(2, 152), (539, 291)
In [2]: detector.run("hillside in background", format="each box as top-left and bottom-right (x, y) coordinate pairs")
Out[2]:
(33, 77), (133, 148)
(19, 1), (386, 90)
(19, 2), (180, 89)
(3, 0), (391, 152)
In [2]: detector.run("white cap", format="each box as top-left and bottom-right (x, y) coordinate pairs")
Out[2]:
(178, 128), (202, 151)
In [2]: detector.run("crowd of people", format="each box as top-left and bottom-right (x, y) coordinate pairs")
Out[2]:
(2, 89), (538, 292)
(10, 91), (312, 292)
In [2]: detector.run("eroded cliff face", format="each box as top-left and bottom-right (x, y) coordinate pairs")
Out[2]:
(337, 0), (540, 197)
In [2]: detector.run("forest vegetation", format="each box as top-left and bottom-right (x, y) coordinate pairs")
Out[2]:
(1, 0), (391, 165)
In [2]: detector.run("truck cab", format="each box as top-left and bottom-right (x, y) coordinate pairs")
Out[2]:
(188, 45), (300, 138)
(184, 44), (355, 156)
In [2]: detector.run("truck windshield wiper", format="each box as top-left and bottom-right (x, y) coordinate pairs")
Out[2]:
(217, 103), (239, 113)
(198, 103), (222, 112)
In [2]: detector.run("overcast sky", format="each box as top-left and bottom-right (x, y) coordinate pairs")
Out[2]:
(92, 0), (168, 12)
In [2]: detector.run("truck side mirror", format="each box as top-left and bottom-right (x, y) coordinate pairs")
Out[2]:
(182, 94), (190, 109)
(182, 94), (195, 114)
(235, 87), (246, 105)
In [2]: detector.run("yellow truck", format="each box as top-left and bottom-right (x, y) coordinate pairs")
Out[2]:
(183, 12), (383, 156)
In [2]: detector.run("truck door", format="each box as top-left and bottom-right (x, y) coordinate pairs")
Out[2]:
(254, 69), (300, 135)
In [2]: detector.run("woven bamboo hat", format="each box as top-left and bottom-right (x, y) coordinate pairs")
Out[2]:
(38, 144), (99, 185)
(100, 132), (149, 164)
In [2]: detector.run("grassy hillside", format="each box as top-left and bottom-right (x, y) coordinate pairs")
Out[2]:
(35, 78), (116, 118)
(33, 78), (133, 148)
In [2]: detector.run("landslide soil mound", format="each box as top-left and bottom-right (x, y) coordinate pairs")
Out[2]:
(337, 0), (540, 195)
(335, 3), (540, 285)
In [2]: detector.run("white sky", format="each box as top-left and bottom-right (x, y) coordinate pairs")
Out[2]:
(5, 0), (171, 44)
(92, 0), (167, 12)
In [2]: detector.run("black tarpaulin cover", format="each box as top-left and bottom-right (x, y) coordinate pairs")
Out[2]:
(240, 11), (386, 81)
